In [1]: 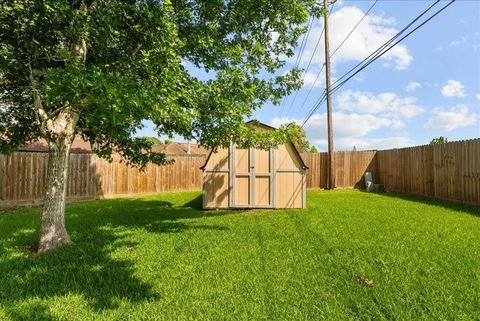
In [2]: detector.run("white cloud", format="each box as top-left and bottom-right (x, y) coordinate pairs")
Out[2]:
(271, 111), (409, 151)
(329, 137), (412, 151)
(441, 80), (467, 98)
(475, 93), (480, 101)
(425, 105), (477, 131)
(302, 70), (325, 88)
(406, 81), (422, 92)
(448, 35), (470, 48)
(272, 112), (402, 138)
(336, 90), (424, 118)
(436, 32), (480, 51)
(449, 32), (479, 48)
(270, 117), (294, 128)
(296, 6), (412, 70)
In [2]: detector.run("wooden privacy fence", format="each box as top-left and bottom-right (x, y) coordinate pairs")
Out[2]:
(301, 151), (376, 189)
(1, 139), (479, 205)
(0, 152), (205, 204)
(376, 139), (480, 205)
(302, 138), (480, 205)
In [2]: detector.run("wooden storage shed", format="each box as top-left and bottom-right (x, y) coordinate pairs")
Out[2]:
(201, 121), (308, 209)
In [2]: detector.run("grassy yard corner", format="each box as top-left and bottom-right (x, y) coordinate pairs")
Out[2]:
(0, 190), (479, 320)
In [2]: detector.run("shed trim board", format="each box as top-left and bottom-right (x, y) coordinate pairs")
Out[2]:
(228, 144), (234, 208)
(250, 147), (255, 207)
(271, 147), (276, 208)
(202, 167), (206, 208)
(276, 169), (305, 173)
(302, 169), (307, 208)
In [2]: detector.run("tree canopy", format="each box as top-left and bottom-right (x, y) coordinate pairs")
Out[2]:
(0, 0), (320, 252)
(0, 0), (318, 165)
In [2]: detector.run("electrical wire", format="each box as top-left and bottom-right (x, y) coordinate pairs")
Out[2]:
(297, 0), (377, 114)
(330, 0), (378, 58)
(329, 0), (440, 90)
(277, 15), (315, 115)
(300, 0), (454, 127)
(284, 2), (336, 117)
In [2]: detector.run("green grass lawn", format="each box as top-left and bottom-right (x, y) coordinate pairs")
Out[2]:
(0, 190), (479, 321)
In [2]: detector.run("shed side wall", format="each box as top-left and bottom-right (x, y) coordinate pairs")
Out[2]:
(276, 144), (303, 170)
(203, 148), (230, 208)
(274, 143), (305, 208)
(204, 172), (229, 208)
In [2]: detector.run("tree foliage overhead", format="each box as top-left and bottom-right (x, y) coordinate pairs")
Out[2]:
(280, 122), (315, 153)
(143, 136), (163, 145)
(0, 0), (318, 165)
(430, 136), (448, 145)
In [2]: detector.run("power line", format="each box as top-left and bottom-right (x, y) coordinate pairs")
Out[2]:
(301, 0), (442, 126)
(294, 15), (315, 68)
(329, 0), (441, 90)
(301, 0), (454, 127)
(284, 3), (335, 117)
(277, 15), (315, 115)
(329, 0), (454, 95)
(296, 65), (325, 113)
(301, 91), (326, 127)
(297, 0), (376, 114)
(303, 0), (454, 127)
(330, 0), (378, 58)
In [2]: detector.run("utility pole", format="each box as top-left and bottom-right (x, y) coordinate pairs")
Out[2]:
(323, 0), (335, 190)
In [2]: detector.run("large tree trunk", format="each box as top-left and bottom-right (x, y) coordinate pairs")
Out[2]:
(35, 2), (86, 253)
(38, 136), (74, 253)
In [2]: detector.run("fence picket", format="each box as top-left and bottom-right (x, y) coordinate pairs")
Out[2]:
(1, 139), (479, 205)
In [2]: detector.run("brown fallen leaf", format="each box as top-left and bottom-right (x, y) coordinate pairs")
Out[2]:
(354, 273), (375, 287)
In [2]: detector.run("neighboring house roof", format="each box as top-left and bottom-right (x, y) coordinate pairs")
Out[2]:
(200, 121), (308, 169)
(19, 136), (93, 153)
(151, 142), (209, 155)
(20, 136), (208, 155)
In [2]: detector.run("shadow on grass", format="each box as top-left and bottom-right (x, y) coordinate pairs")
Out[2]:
(183, 193), (203, 209)
(5, 301), (57, 321)
(367, 191), (480, 218)
(0, 193), (232, 319)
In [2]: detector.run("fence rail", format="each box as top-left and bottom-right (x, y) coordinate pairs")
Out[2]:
(376, 139), (480, 205)
(0, 152), (205, 204)
(1, 138), (479, 205)
(301, 151), (376, 189)
(301, 138), (480, 205)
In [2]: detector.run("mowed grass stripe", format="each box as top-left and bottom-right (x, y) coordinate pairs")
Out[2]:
(0, 190), (479, 320)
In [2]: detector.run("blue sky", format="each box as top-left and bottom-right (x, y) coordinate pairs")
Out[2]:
(137, 0), (480, 151)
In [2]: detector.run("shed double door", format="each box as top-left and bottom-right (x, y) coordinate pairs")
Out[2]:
(231, 147), (273, 208)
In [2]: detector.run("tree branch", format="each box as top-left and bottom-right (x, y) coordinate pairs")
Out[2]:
(27, 60), (49, 138)
(132, 43), (143, 57)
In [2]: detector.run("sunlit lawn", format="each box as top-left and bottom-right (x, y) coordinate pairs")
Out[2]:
(0, 190), (479, 320)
